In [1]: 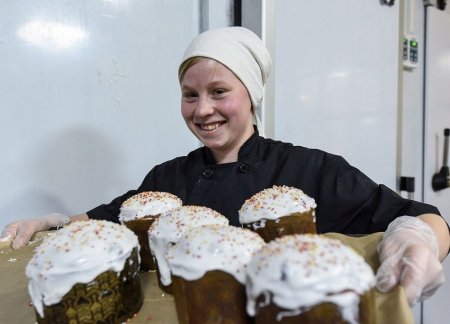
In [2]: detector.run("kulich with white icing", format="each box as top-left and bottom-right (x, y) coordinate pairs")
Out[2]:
(26, 220), (139, 317)
(239, 185), (317, 225)
(245, 234), (375, 324)
(118, 191), (182, 222)
(166, 224), (265, 284)
(148, 205), (229, 286)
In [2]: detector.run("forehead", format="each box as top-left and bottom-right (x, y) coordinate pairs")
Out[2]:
(181, 58), (241, 86)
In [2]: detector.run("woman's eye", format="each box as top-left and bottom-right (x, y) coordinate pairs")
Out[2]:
(183, 92), (197, 100)
(212, 89), (225, 96)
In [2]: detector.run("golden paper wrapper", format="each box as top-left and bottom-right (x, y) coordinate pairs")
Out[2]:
(35, 248), (143, 324)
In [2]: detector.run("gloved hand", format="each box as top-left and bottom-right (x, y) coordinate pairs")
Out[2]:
(0, 213), (69, 249)
(376, 216), (445, 306)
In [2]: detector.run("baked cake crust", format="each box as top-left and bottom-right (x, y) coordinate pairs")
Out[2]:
(243, 211), (316, 242)
(253, 289), (375, 324)
(172, 271), (251, 324)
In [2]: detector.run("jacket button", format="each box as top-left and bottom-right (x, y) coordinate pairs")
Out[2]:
(203, 169), (213, 178)
(239, 163), (249, 173)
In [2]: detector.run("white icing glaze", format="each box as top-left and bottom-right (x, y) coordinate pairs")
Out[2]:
(245, 234), (375, 324)
(118, 191), (182, 222)
(166, 224), (265, 284)
(238, 185), (317, 224)
(26, 220), (139, 317)
(148, 205), (229, 286)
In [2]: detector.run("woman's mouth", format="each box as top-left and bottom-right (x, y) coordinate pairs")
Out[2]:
(197, 121), (225, 131)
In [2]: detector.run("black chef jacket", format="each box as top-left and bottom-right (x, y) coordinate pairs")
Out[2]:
(87, 130), (440, 234)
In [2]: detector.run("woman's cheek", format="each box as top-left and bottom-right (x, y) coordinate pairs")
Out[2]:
(180, 103), (192, 121)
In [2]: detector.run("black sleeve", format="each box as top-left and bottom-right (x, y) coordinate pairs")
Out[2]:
(86, 168), (157, 223)
(315, 154), (441, 234)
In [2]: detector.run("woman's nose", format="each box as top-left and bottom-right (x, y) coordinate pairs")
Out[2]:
(195, 95), (214, 117)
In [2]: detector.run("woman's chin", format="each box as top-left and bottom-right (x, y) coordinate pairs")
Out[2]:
(200, 138), (225, 150)
(195, 129), (224, 145)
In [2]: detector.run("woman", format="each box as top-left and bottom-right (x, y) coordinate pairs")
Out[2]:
(1, 27), (448, 306)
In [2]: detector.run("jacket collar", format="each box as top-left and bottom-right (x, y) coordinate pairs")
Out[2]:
(203, 126), (262, 165)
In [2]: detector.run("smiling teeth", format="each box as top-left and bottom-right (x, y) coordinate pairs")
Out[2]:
(201, 123), (221, 131)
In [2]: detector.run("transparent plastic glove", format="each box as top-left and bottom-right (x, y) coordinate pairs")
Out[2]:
(376, 216), (444, 306)
(0, 213), (69, 249)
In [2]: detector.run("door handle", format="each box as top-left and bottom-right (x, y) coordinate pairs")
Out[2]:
(432, 128), (450, 191)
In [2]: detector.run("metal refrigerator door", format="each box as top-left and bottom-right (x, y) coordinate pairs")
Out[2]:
(423, 6), (450, 324)
(272, 1), (400, 189)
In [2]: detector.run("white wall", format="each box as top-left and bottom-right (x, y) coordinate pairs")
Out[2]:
(0, 0), (203, 230)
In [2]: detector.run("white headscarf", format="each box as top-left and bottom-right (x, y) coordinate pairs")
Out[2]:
(179, 27), (272, 137)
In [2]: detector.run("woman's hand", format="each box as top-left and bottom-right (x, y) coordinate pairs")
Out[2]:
(376, 215), (446, 306)
(0, 213), (70, 249)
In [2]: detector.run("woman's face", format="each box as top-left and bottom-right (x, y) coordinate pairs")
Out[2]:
(180, 58), (254, 163)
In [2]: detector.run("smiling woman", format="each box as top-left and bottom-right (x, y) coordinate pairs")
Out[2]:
(177, 27), (271, 163)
